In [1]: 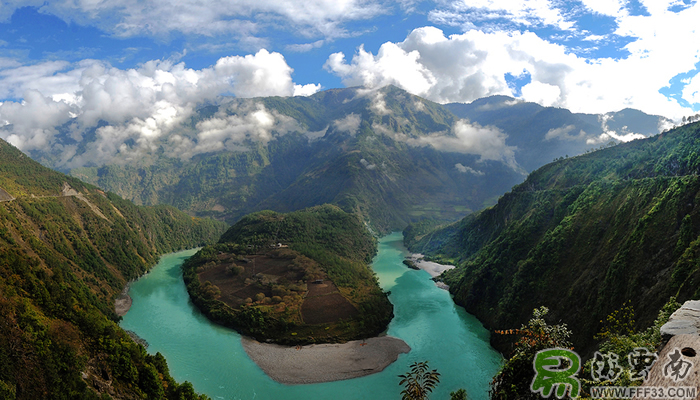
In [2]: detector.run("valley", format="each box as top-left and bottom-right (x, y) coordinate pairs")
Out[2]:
(0, 86), (689, 399)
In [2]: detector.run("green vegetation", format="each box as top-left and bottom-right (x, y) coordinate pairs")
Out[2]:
(398, 361), (441, 400)
(0, 139), (226, 399)
(491, 298), (681, 399)
(490, 307), (574, 400)
(182, 204), (393, 344)
(408, 121), (700, 353)
(70, 86), (526, 234)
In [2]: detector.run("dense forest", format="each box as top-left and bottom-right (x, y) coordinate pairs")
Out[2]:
(182, 204), (394, 344)
(0, 139), (227, 399)
(406, 121), (700, 354)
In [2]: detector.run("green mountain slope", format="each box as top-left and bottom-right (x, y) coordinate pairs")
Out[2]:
(182, 204), (393, 344)
(407, 122), (700, 353)
(71, 86), (524, 232)
(67, 87), (667, 234)
(0, 139), (226, 399)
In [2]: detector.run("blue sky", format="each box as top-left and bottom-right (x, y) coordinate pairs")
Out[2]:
(0, 0), (699, 166)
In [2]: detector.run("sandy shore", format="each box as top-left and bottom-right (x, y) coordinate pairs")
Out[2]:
(242, 336), (411, 384)
(406, 254), (455, 278)
(114, 285), (132, 317)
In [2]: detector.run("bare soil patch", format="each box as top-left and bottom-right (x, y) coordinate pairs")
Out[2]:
(306, 281), (339, 296)
(302, 292), (358, 325)
(198, 254), (304, 306)
(197, 251), (358, 327)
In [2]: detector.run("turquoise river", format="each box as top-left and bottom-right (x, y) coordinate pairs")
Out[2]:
(120, 232), (502, 399)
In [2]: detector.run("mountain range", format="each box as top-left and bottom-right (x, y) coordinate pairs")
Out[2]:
(17, 85), (667, 233)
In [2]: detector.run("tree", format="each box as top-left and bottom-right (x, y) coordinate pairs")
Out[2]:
(490, 307), (573, 400)
(450, 388), (468, 400)
(398, 361), (441, 400)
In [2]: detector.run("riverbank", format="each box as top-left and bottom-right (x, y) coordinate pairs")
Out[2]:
(115, 284), (132, 317)
(241, 336), (411, 384)
(406, 254), (455, 278)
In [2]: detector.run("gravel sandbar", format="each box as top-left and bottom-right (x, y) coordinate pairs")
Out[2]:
(407, 254), (455, 278)
(242, 336), (411, 384)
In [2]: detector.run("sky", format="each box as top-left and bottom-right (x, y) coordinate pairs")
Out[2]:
(0, 0), (699, 167)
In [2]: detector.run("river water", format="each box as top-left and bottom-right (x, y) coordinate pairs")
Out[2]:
(120, 232), (502, 400)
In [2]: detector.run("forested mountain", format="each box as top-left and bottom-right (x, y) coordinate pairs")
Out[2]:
(0, 139), (226, 399)
(406, 121), (700, 354)
(58, 86), (667, 233)
(182, 204), (393, 344)
(446, 96), (670, 171)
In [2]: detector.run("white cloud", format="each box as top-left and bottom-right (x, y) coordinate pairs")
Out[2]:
(455, 163), (484, 175)
(2, 0), (385, 40)
(585, 114), (647, 145)
(370, 91), (392, 115)
(428, 0), (574, 31)
(521, 81), (561, 107)
(544, 125), (586, 141)
(325, 42), (436, 97)
(326, 23), (696, 119)
(294, 83), (323, 96)
(333, 113), (362, 135)
(407, 119), (519, 170)
(286, 40), (325, 53)
(1, 90), (72, 151)
(0, 50), (319, 167)
(213, 50), (298, 98)
(180, 102), (300, 158)
(360, 158), (376, 169)
(579, 0), (628, 18)
(372, 116), (521, 171)
(682, 73), (700, 105)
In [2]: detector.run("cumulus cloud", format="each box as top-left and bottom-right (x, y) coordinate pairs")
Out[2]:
(294, 83), (323, 97)
(455, 163), (484, 175)
(325, 20), (697, 119)
(0, 50), (320, 167)
(408, 119), (519, 170)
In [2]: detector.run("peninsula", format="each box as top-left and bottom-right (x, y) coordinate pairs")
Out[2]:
(182, 205), (395, 345)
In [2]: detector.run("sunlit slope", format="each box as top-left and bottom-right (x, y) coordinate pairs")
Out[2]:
(0, 139), (225, 399)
